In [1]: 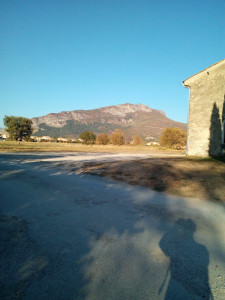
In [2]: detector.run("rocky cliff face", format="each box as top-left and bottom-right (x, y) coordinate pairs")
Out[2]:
(32, 103), (186, 139)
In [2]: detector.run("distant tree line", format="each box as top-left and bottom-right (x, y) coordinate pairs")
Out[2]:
(3, 115), (187, 149)
(78, 129), (146, 146)
(79, 129), (126, 145)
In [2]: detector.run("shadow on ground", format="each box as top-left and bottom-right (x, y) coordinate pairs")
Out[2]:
(80, 157), (225, 202)
(1, 154), (225, 299)
(159, 218), (211, 299)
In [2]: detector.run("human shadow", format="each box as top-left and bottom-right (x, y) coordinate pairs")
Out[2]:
(159, 218), (211, 299)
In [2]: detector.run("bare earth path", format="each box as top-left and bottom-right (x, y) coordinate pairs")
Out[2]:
(0, 153), (225, 299)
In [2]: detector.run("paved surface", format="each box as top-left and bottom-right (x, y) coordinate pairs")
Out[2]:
(0, 153), (225, 300)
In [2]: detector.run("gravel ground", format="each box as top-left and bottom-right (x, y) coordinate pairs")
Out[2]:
(0, 152), (225, 300)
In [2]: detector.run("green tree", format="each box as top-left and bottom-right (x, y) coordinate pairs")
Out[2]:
(160, 127), (187, 148)
(96, 133), (109, 145)
(80, 131), (96, 145)
(110, 129), (125, 145)
(3, 116), (33, 141)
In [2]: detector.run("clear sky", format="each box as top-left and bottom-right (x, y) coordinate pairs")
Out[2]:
(0, 0), (224, 128)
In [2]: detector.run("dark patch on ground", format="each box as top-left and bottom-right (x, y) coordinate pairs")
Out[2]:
(77, 157), (225, 202)
(0, 215), (48, 299)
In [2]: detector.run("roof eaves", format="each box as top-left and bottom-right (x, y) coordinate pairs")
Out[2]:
(183, 58), (225, 86)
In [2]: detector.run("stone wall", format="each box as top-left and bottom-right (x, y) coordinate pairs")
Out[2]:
(184, 60), (225, 156)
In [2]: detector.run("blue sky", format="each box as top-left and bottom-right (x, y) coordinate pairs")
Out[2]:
(0, 0), (224, 128)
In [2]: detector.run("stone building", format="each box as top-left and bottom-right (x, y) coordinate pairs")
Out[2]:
(183, 59), (225, 156)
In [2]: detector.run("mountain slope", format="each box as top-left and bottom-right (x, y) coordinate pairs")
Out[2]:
(32, 103), (186, 140)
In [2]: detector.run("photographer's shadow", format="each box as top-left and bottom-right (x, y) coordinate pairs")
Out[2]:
(159, 218), (211, 299)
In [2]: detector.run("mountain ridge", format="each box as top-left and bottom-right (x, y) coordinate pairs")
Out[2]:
(32, 103), (186, 140)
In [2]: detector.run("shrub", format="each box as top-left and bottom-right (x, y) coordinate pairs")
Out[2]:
(96, 133), (109, 145)
(160, 127), (187, 148)
(132, 135), (142, 146)
(80, 131), (96, 145)
(110, 129), (125, 145)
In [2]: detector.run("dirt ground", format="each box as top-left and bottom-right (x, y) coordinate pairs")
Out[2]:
(78, 157), (225, 202)
(1, 153), (225, 299)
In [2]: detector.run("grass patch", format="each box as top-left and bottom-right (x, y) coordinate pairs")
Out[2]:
(0, 141), (185, 154)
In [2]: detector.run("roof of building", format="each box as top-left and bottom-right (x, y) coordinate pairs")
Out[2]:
(183, 58), (225, 86)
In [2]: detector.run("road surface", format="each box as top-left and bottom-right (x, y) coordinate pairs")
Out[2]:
(0, 153), (225, 299)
